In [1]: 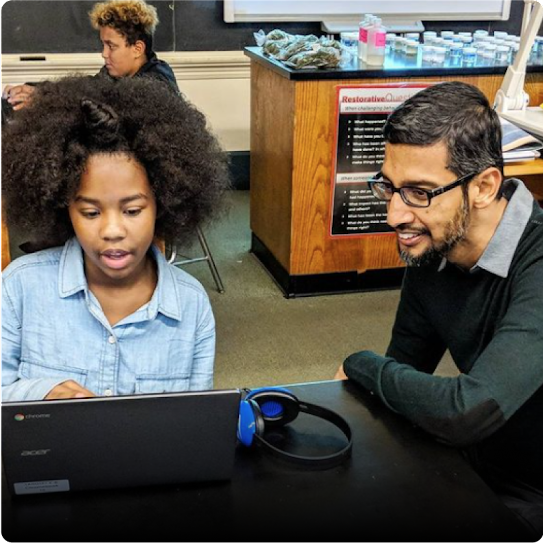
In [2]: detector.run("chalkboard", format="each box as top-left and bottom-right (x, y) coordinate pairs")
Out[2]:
(1, 0), (174, 53)
(1, 0), (322, 54)
(172, 1), (322, 51)
(1, 0), (526, 55)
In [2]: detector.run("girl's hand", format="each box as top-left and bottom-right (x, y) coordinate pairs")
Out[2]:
(45, 380), (96, 400)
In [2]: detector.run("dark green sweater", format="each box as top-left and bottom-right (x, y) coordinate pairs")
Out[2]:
(345, 193), (543, 492)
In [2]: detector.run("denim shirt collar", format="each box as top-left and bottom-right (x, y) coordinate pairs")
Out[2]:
(58, 238), (182, 322)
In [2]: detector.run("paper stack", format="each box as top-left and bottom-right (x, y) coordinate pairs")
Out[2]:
(500, 116), (543, 163)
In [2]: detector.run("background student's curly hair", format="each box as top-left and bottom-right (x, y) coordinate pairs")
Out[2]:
(89, 0), (158, 53)
(2, 75), (231, 248)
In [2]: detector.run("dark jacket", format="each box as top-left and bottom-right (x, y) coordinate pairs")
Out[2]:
(97, 51), (179, 93)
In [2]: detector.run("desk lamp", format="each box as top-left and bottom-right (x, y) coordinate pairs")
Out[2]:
(494, 0), (543, 137)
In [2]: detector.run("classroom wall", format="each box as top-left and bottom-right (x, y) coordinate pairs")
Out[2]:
(1, 49), (252, 153)
(2, 0), (540, 157)
(1, 0), (533, 54)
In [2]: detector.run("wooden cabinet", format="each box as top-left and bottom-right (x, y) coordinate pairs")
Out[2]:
(505, 160), (543, 203)
(246, 48), (543, 296)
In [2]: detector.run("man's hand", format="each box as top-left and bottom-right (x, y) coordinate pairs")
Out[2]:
(3, 84), (36, 111)
(334, 364), (348, 380)
(45, 380), (96, 400)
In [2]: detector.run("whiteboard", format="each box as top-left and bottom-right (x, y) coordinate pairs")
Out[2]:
(224, 0), (512, 24)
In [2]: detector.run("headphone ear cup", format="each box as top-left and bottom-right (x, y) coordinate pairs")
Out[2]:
(240, 389), (353, 468)
(251, 400), (266, 437)
(237, 399), (264, 447)
(249, 389), (300, 428)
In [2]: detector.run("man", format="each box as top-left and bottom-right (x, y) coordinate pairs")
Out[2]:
(335, 81), (543, 537)
(3, 0), (178, 110)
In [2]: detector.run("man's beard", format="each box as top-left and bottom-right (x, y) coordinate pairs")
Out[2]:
(399, 194), (470, 267)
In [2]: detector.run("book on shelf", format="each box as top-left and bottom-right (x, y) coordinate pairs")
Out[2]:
(500, 116), (543, 163)
(503, 149), (541, 164)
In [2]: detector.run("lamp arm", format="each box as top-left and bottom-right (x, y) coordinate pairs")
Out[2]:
(494, 0), (543, 113)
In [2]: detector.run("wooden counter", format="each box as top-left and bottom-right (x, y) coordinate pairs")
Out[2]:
(246, 47), (543, 297)
(504, 160), (543, 202)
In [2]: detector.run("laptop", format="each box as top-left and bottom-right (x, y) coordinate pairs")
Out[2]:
(1, 389), (241, 495)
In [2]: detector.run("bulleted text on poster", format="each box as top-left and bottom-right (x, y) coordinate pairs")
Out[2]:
(330, 85), (429, 237)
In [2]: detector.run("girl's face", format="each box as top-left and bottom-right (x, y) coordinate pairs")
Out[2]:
(68, 153), (157, 286)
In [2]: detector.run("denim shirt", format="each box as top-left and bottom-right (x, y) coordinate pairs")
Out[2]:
(2, 238), (215, 402)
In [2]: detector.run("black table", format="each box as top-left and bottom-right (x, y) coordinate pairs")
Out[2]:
(2, 380), (531, 542)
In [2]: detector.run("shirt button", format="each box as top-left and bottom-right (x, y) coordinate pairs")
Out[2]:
(104, 389), (113, 397)
(108, 336), (116, 344)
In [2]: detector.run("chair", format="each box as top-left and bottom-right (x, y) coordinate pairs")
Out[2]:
(167, 226), (225, 294)
(2, 217), (11, 271)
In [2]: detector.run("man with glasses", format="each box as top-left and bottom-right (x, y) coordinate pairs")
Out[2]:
(335, 81), (543, 537)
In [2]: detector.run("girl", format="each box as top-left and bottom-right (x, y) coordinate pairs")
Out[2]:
(2, 76), (230, 401)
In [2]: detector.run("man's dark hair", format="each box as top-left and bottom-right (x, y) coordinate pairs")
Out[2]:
(2, 76), (231, 248)
(383, 81), (504, 179)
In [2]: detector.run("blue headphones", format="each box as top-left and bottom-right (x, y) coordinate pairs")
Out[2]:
(237, 387), (352, 469)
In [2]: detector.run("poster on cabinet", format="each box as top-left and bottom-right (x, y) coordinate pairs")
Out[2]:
(330, 83), (431, 237)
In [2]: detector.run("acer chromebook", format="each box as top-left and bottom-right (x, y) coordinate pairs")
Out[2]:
(1, 389), (241, 495)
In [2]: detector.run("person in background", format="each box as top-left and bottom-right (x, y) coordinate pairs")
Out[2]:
(335, 82), (543, 538)
(3, 0), (177, 110)
(2, 76), (230, 401)
(90, 0), (178, 90)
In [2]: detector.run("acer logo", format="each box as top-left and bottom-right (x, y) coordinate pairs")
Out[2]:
(21, 449), (51, 456)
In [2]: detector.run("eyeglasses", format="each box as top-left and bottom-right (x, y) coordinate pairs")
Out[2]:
(367, 171), (478, 208)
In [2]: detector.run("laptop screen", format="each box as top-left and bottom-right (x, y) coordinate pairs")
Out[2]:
(2, 389), (241, 494)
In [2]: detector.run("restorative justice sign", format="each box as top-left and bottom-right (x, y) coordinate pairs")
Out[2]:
(329, 84), (431, 237)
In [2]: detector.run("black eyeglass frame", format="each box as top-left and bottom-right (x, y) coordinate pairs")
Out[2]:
(367, 171), (478, 208)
